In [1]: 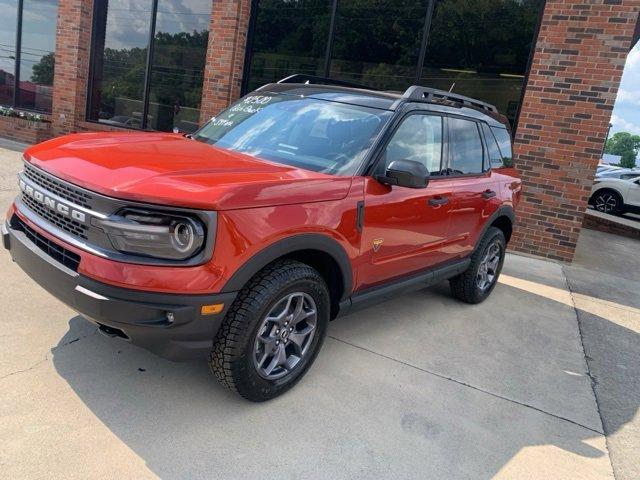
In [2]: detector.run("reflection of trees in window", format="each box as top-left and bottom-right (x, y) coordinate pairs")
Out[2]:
(31, 52), (55, 85)
(246, 0), (543, 126)
(330, 0), (428, 90)
(421, 0), (543, 125)
(88, 0), (210, 133)
(247, 0), (330, 91)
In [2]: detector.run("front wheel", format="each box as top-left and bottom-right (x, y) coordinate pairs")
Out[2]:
(209, 260), (330, 401)
(449, 227), (506, 304)
(592, 190), (622, 215)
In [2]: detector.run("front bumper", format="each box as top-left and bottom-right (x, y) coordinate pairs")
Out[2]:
(3, 217), (237, 361)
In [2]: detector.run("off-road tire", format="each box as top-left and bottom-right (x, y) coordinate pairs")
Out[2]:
(209, 260), (330, 401)
(449, 227), (506, 304)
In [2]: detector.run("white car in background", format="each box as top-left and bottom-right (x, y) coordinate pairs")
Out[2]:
(595, 167), (640, 180)
(589, 176), (640, 215)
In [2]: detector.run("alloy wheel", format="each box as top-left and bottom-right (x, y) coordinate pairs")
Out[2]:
(477, 241), (502, 292)
(594, 193), (618, 213)
(253, 292), (317, 380)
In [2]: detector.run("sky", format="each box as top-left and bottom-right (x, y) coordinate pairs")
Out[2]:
(609, 42), (640, 138)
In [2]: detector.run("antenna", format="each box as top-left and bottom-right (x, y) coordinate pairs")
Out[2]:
(448, 82), (456, 93)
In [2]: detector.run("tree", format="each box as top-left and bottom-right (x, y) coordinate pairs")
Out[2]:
(604, 132), (640, 168)
(31, 52), (55, 86)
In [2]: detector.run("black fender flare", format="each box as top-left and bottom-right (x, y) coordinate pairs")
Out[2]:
(220, 233), (353, 300)
(473, 206), (515, 254)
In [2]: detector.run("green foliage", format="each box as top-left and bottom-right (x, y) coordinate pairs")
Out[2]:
(94, 30), (208, 131)
(30, 52), (55, 86)
(604, 132), (640, 169)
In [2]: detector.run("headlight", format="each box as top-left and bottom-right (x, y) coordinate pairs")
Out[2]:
(96, 209), (205, 260)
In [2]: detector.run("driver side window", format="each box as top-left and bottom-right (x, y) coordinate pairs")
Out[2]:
(382, 114), (443, 174)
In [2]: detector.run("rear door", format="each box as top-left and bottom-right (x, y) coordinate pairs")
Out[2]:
(358, 112), (459, 290)
(445, 117), (501, 257)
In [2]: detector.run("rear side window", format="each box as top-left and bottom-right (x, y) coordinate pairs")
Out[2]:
(490, 127), (513, 167)
(449, 118), (484, 174)
(383, 114), (443, 174)
(481, 123), (504, 169)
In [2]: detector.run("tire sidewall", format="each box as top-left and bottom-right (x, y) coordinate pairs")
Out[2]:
(473, 229), (506, 301)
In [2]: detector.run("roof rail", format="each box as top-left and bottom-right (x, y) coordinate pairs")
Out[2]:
(402, 85), (497, 113)
(277, 74), (377, 91)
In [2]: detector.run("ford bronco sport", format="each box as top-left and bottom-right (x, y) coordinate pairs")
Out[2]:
(3, 75), (520, 401)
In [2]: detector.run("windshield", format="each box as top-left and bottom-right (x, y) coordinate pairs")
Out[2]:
(193, 93), (392, 176)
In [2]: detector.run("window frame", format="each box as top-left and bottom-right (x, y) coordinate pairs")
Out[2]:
(442, 114), (489, 178)
(369, 110), (447, 178)
(480, 121), (504, 170)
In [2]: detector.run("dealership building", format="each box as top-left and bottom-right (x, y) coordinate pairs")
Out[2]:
(0, 0), (638, 261)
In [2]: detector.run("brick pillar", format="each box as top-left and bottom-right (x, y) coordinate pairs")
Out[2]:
(51, 0), (94, 137)
(199, 0), (252, 124)
(511, 0), (639, 262)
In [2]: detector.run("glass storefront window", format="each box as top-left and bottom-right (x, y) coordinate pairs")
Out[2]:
(18, 0), (57, 111)
(246, 0), (331, 92)
(88, 0), (210, 132)
(330, 0), (428, 90)
(0, 0), (57, 112)
(88, 0), (149, 129)
(420, 0), (543, 125)
(146, 0), (209, 133)
(244, 0), (544, 128)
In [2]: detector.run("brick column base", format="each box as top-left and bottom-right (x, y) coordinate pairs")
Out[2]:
(511, 0), (639, 262)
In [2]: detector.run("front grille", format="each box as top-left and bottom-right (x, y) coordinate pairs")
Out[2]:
(12, 215), (81, 271)
(23, 162), (93, 209)
(21, 193), (89, 240)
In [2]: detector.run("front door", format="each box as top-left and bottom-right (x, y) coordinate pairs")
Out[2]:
(358, 113), (458, 290)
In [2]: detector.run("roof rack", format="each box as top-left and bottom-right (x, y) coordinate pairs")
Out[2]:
(277, 74), (378, 91)
(402, 86), (497, 113)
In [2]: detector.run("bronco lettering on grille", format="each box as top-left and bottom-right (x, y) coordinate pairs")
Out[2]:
(19, 179), (87, 223)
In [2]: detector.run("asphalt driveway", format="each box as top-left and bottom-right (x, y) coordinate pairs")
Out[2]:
(0, 143), (638, 479)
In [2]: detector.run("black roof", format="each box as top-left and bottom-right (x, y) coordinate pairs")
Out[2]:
(256, 74), (509, 128)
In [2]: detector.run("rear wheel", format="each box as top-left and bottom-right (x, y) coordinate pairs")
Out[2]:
(450, 227), (505, 304)
(592, 189), (622, 215)
(209, 260), (330, 401)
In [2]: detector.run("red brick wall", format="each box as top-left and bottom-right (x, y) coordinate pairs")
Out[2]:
(199, 0), (252, 124)
(51, 0), (94, 137)
(0, 116), (52, 144)
(511, 0), (640, 262)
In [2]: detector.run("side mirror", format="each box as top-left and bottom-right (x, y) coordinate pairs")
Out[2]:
(376, 159), (429, 189)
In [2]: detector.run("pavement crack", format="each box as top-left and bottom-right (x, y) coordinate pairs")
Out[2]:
(328, 334), (604, 436)
(561, 265), (617, 479)
(0, 328), (99, 382)
(0, 356), (48, 381)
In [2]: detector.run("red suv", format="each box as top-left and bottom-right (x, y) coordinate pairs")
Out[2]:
(3, 75), (520, 401)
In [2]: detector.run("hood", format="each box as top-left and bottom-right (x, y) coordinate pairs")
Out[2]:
(24, 132), (352, 210)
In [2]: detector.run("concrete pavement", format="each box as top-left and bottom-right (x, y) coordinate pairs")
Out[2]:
(0, 145), (637, 479)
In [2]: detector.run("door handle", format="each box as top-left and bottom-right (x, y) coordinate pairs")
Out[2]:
(482, 190), (497, 199)
(428, 196), (449, 207)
